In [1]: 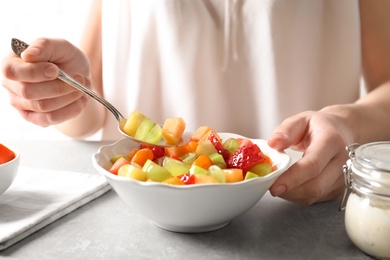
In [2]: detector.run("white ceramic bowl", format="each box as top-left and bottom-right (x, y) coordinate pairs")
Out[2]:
(92, 133), (291, 233)
(0, 145), (20, 195)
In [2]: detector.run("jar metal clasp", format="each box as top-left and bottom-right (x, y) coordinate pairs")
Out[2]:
(339, 143), (360, 211)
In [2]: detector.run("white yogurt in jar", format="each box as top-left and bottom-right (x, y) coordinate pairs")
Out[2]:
(345, 193), (390, 259)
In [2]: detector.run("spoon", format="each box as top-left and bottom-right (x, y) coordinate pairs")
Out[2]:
(11, 38), (186, 147)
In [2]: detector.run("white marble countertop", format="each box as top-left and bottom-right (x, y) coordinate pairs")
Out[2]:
(0, 140), (373, 259)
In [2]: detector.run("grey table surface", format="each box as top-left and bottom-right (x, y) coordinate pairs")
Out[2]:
(0, 140), (373, 260)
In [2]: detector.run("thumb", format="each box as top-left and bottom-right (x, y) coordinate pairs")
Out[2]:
(21, 38), (76, 65)
(268, 112), (312, 151)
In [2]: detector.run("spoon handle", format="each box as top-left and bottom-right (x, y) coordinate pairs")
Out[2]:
(10, 38), (125, 122)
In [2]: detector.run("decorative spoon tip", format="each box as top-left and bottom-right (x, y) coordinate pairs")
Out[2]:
(11, 38), (28, 57)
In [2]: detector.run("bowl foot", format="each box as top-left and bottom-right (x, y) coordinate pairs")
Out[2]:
(151, 221), (231, 233)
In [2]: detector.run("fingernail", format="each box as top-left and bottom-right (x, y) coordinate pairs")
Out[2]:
(272, 185), (286, 197)
(24, 47), (41, 56)
(44, 65), (58, 78)
(74, 75), (85, 84)
(81, 95), (88, 106)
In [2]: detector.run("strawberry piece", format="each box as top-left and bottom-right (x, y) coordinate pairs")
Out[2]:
(140, 144), (165, 160)
(208, 132), (230, 161)
(208, 132), (224, 150)
(179, 174), (195, 185)
(227, 143), (265, 175)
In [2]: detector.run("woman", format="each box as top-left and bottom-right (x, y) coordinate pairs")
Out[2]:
(2, 0), (390, 205)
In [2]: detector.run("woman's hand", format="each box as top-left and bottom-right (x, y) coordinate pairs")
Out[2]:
(268, 106), (355, 205)
(1, 37), (91, 127)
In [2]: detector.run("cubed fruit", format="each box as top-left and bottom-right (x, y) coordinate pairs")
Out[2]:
(181, 152), (196, 164)
(189, 165), (209, 175)
(244, 171), (258, 180)
(223, 138), (240, 155)
(197, 129), (221, 145)
(118, 164), (147, 181)
(143, 124), (163, 144)
(162, 156), (190, 177)
(109, 157), (130, 175)
(131, 149), (155, 167)
(223, 168), (244, 183)
(110, 154), (130, 164)
(264, 155), (274, 166)
(162, 117), (186, 145)
(237, 138), (254, 147)
(248, 163), (273, 177)
(186, 141), (198, 153)
(195, 140), (218, 157)
(208, 165), (226, 183)
(178, 173), (196, 185)
(142, 159), (172, 182)
(194, 174), (219, 184)
(165, 143), (189, 158)
(190, 126), (212, 142)
(227, 143), (265, 173)
(207, 132), (224, 150)
(162, 177), (185, 185)
(192, 154), (213, 170)
(208, 152), (227, 169)
(122, 110), (147, 137)
(127, 148), (139, 161)
(135, 118), (155, 140)
(140, 145), (165, 160)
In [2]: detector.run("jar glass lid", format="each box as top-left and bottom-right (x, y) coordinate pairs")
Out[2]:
(355, 141), (390, 171)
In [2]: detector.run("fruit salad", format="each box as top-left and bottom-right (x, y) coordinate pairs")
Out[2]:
(121, 110), (186, 145)
(108, 124), (276, 185)
(0, 144), (16, 165)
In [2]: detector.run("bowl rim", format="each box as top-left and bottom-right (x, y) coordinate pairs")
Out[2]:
(92, 132), (291, 189)
(0, 143), (20, 167)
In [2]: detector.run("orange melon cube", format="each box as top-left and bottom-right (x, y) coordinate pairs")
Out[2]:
(162, 117), (186, 145)
(197, 129), (221, 145)
(192, 154), (213, 170)
(131, 149), (154, 167)
(162, 177), (185, 185)
(165, 143), (189, 158)
(223, 169), (244, 183)
(190, 126), (212, 142)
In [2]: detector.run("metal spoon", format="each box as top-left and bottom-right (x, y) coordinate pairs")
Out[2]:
(11, 38), (185, 147)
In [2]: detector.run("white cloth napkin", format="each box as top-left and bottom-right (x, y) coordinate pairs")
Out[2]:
(0, 166), (110, 250)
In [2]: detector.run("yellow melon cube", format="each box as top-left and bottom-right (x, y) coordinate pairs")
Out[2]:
(223, 169), (244, 183)
(123, 110), (147, 137)
(194, 174), (219, 184)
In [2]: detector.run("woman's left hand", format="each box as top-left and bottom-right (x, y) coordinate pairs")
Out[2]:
(267, 107), (354, 205)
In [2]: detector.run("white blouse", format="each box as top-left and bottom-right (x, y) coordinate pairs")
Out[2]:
(100, 0), (361, 140)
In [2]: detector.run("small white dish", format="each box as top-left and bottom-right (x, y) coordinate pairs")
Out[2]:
(92, 133), (291, 233)
(0, 145), (20, 195)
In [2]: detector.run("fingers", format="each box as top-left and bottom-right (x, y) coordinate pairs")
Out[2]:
(21, 38), (78, 65)
(3, 37), (87, 83)
(268, 111), (312, 151)
(268, 111), (349, 204)
(8, 85), (85, 112)
(3, 74), (88, 127)
(271, 151), (346, 205)
(2, 76), (79, 100)
(1, 37), (92, 128)
(17, 96), (89, 127)
(2, 54), (59, 82)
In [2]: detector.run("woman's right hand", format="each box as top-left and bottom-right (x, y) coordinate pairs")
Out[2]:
(1, 37), (91, 127)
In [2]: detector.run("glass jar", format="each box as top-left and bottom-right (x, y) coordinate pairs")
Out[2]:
(341, 142), (390, 260)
